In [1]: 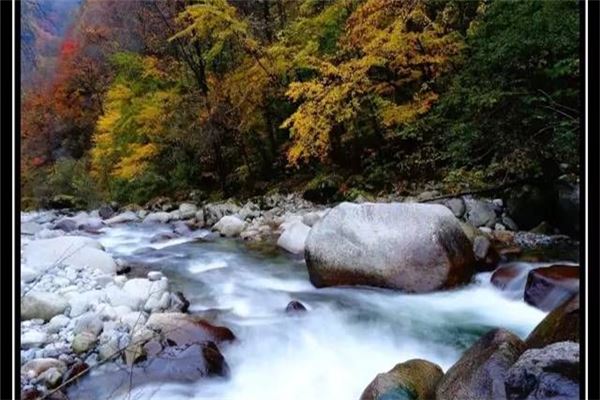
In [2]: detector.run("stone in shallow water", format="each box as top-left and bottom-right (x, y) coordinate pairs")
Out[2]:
(360, 359), (443, 400)
(524, 265), (579, 311)
(285, 300), (307, 314)
(526, 294), (579, 349)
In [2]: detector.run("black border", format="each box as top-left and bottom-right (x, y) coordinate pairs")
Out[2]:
(5, 1), (598, 399)
(586, 0), (600, 398)
(1, 1), (15, 399)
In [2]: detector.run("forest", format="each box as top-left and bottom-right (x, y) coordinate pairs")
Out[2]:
(21, 0), (580, 208)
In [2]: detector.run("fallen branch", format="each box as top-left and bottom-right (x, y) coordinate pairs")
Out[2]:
(417, 179), (534, 203)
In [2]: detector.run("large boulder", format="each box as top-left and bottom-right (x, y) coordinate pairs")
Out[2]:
(524, 265), (579, 311)
(360, 359), (443, 400)
(504, 341), (579, 400)
(526, 294), (579, 350)
(213, 215), (246, 237)
(436, 329), (525, 400)
(304, 202), (475, 292)
(23, 236), (116, 275)
(178, 203), (198, 219)
(21, 291), (68, 321)
(277, 221), (311, 255)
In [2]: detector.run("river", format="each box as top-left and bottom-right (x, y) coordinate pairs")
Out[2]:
(67, 222), (548, 400)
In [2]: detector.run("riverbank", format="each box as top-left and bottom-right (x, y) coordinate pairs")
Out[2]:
(20, 192), (580, 399)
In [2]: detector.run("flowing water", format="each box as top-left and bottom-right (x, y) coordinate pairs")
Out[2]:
(69, 223), (550, 400)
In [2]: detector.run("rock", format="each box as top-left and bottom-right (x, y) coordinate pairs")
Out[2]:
(143, 212), (172, 224)
(213, 215), (246, 237)
(21, 388), (42, 400)
(144, 313), (235, 346)
(526, 294), (579, 349)
(21, 358), (67, 378)
(168, 210), (182, 221)
(147, 271), (164, 281)
(417, 190), (440, 201)
(277, 221), (311, 255)
(301, 211), (328, 227)
(444, 198), (466, 218)
(285, 300), (307, 314)
(122, 278), (169, 312)
(203, 202), (241, 226)
(103, 211), (138, 225)
(465, 198), (497, 228)
(22, 330), (48, 349)
(21, 292), (68, 321)
(178, 203), (198, 219)
(238, 202), (261, 220)
(195, 210), (205, 227)
(436, 328), (525, 400)
(53, 218), (78, 232)
(68, 289), (104, 317)
(502, 215), (519, 231)
(472, 236), (499, 271)
(23, 236), (116, 275)
(494, 223), (506, 231)
(98, 205), (115, 220)
(554, 182), (579, 237)
(73, 312), (104, 336)
(120, 311), (148, 331)
(505, 341), (579, 400)
(72, 332), (97, 354)
(360, 359), (443, 400)
(305, 202), (475, 292)
(46, 315), (70, 333)
(524, 266), (579, 311)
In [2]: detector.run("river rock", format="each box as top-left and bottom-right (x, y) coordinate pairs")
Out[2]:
(301, 210), (328, 227)
(104, 211), (138, 225)
(360, 359), (443, 400)
(277, 221), (311, 255)
(444, 198), (466, 218)
(285, 300), (307, 314)
(72, 331), (97, 354)
(526, 294), (579, 349)
(490, 262), (541, 298)
(178, 203), (198, 219)
(144, 313), (235, 346)
(465, 198), (497, 228)
(21, 358), (67, 378)
(98, 205), (115, 220)
(213, 215), (246, 237)
(203, 202), (241, 226)
(23, 236), (116, 275)
(53, 218), (78, 232)
(63, 361), (89, 383)
(21, 291), (68, 321)
(143, 212), (172, 224)
(46, 315), (70, 333)
(21, 330), (49, 349)
(168, 291), (190, 313)
(73, 312), (104, 336)
(122, 278), (169, 312)
(473, 236), (499, 271)
(504, 341), (579, 400)
(436, 328), (525, 400)
(524, 265), (579, 311)
(305, 202), (475, 292)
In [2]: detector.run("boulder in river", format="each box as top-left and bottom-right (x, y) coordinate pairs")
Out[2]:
(360, 359), (443, 400)
(277, 221), (311, 255)
(504, 341), (579, 400)
(524, 265), (579, 311)
(436, 328), (525, 400)
(305, 202), (475, 292)
(203, 202), (241, 226)
(213, 215), (246, 237)
(143, 211), (172, 224)
(472, 235), (499, 271)
(465, 198), (497, 228)
(526, 294), (579, 349)
(103, 211), (139, 225)
(285, 300), (307, 314)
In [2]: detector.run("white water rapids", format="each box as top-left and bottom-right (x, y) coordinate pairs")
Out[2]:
(70, 223), (547, 400)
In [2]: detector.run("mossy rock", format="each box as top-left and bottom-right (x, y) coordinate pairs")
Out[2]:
(360, 359), (443, 400)
(526, 294), (579, 349)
